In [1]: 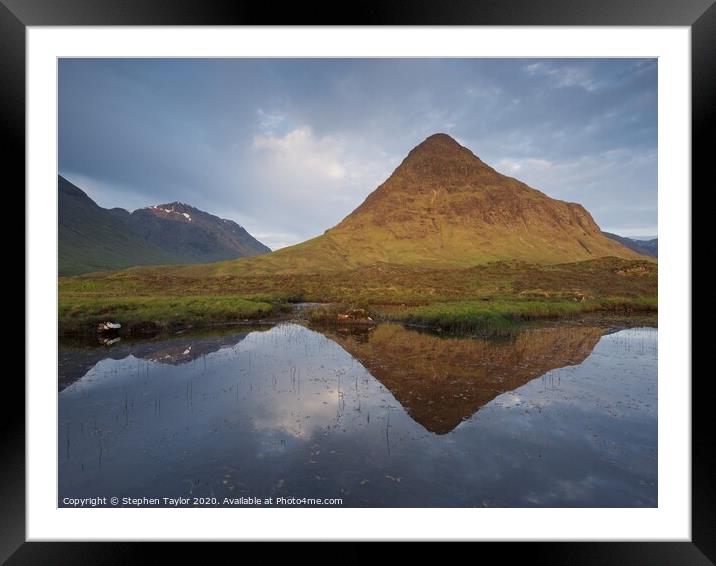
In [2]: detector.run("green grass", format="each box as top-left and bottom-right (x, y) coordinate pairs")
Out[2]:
(58, 257), (657, 336)
(300, 295), (657, 338)
(58, 295), (282, 336)
(60, 257), (657, 303)
(374, 296), (657, 337)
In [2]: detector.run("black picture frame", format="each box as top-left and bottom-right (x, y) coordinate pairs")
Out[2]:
(6, 0), (705, 561)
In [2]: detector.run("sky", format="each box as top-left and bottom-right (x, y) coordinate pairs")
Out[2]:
(59, 58), (657, 250)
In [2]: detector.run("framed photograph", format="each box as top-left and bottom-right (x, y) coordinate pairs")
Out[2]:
(9, 0), (705, 560)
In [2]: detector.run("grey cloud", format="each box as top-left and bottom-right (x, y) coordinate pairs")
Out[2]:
(59, 58), (657, 250)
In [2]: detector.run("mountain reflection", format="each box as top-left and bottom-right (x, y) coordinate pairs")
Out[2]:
(324, 323), (606, 434)
(59, 322), (606, 435)
(58, 322), (655, 507)
(58, 326), (270, 391)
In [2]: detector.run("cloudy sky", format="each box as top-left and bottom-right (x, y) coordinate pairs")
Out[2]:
(59, 58), (657, 250)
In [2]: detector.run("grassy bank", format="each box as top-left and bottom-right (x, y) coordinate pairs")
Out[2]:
(58, 295), (284, 336)
(59, 257), (657, 303)
(304, 296), (657, 338)
(58, 257), (657, 336)
(375, 297), (657, 337)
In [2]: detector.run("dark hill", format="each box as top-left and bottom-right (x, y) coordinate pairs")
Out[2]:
(128, 202), (270, 263)
(58, 176), (269, 275)
(603, 232), (657, 258)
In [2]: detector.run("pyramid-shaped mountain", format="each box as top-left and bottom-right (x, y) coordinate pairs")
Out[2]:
(246, 133), (643, 272)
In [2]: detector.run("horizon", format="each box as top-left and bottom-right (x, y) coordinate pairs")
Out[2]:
(59, 58), (657, 250)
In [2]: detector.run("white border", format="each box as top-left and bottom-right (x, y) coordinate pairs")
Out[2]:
(27, 27), (691, 541)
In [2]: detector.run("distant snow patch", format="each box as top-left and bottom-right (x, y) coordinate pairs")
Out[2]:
(150, 205), (192, 221)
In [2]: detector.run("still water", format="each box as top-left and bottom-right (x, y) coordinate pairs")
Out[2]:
(58, 322), (657, 507)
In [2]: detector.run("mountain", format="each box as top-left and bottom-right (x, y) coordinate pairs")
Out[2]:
(222, 133), (647, 274)
(603, 232), (658, 258)
(59, 176), (179, 275)
(124, 202), (270, 263)
(58, 176), (270, 275)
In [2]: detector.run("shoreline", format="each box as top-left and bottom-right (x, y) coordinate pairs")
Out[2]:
(58, 257), (657, 338)
(58, 299), (657, 341)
